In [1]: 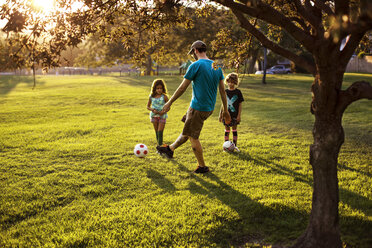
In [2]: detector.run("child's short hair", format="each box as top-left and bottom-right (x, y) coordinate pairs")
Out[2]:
(150, 79), (168, 97)
(225, 73), (239, 86)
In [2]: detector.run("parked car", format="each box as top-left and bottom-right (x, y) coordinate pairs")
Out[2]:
(268, 65), (292, 74)
(254, 70), (274, 75)
(255, 65), (292, 74)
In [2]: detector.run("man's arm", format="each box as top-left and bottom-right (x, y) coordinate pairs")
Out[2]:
(219, 79), (231, 124)
(162, 78), (191, 112)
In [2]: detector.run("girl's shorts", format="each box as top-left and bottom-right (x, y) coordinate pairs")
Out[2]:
(151, 117), (167, 124)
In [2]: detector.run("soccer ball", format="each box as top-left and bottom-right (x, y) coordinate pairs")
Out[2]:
(134, 143), (148, 158)
(223, 141), (235, 152)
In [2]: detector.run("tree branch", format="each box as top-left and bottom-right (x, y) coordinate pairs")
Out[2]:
(313, 0), (335, 16)
(337, 81), (372, 114)
(230, 9), (316, 74)
(215, 0), (316, 52)
(293, 0), (321, 30)
(290, 17), (311, 33)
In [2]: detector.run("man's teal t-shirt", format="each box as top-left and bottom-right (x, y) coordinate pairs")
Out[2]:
(184, 59), (224, 112)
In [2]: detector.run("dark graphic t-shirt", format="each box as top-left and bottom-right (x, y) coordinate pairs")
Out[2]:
(226, 88), (244, 118)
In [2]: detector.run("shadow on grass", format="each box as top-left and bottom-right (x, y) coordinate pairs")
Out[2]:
(338, 163), (371, 177)
(146, 168), (176, 192)
(231, 151), (372, 247)
(166, 159), (303, 247)
(142, 152), (370, 246)
(237, 152), (371, 216)
(0, 76), (45, 95)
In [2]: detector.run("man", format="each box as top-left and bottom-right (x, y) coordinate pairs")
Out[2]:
(157, 40), (231, 173)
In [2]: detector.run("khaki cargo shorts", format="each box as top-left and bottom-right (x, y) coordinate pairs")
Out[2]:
(182, 107), (213, 139)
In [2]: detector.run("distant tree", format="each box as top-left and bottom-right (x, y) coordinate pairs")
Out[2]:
(0, 0), (190, 75)
(74, 7), (233, 73)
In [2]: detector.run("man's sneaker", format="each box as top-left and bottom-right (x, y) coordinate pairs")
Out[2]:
(156, 145), (174, 158)
(234, 146), (240, 153)
(193, 166), (209, 173)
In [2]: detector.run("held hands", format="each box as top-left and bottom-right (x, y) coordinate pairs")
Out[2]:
(152, 109), (166, 116)
(162, 102), (172, 113)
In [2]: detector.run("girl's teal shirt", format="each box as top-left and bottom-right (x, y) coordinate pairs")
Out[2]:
(149, 94), (168, 119)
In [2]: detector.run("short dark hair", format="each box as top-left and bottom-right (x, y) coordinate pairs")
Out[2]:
(195, 47), (207, 53)
(225, 73), (239, 86)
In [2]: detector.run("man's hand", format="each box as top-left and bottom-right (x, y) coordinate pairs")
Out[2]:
(162, 101), (172, 113)
(223, 111), (231, 125)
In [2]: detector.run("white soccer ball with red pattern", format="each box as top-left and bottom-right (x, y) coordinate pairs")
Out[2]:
(134, 144), (148, 158)
(223, 141), (235, 152)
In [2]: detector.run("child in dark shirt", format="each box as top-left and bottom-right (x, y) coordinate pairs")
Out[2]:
(219, 73), (244, 152)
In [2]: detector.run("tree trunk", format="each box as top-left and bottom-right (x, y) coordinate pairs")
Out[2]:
(293, 76), (344, 248)
(145, 55), (153, 76)
(247, 49), (259, 74)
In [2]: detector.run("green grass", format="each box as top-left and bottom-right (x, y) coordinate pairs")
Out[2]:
(0, 73), (371, 247)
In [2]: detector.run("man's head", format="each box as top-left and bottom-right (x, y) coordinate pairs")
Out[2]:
(188, 40), (206, 60)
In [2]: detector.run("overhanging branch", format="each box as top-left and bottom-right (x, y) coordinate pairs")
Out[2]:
(215, 0), (316, 52)
(293, 0), (321, 30)
(231, 9), (316, 75)
(313, 0), (335, 16)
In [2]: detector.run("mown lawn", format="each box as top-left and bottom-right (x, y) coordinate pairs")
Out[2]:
(0, 73), (371, 247)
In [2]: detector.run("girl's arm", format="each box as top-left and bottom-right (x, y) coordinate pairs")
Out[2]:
(147, 97), (157, 113)
(164, 94), (169, 103)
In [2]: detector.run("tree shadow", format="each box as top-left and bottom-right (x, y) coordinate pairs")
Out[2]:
(230, 151), (372, 246)
(338, 163), (371, 177)
(148, 157), (370, 247)
(233, 151), (372, 217)
(0, 76), (45, 95)
(168, 159), (305, 247)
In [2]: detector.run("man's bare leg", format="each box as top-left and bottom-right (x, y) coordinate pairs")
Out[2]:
(169, 134), (188, 151)
(189, 137), (206, 167)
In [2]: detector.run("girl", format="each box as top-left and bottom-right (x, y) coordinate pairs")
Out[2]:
(219, 73), (244, 152)
(147, 79), (169, 146)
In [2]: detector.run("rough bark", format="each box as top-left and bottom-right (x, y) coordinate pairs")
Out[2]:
(294, 77), (344, 248)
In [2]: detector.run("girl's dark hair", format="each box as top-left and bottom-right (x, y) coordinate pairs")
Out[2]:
(150, 79), (168, 97)
(225, 73), (239, 86)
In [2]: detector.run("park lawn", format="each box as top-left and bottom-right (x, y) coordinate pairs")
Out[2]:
(0, 73), (371, 247)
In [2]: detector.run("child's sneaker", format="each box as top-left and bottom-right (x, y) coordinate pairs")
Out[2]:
(156, 145), (174, 158)
(193, 166), (209, 173)
(234, 146), (240, 153)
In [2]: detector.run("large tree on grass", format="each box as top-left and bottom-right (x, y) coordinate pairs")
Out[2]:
(210, 0), (372, 247)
